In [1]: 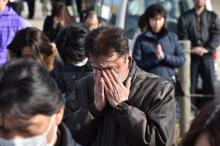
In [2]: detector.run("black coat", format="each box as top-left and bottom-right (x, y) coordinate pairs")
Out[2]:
(52, 62), (92, 97)
(178, 8), (220, 56)
(55, 123), (79, 146)
(64, 61), (176, 146)
(43, 16), (61, 42)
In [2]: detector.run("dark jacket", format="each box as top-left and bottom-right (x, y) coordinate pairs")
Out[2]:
(133, 30), (185, 82)
(178, 8), (220, 56)
(43, 16), (61, 42)
(64, 61), (176, 146)
(55, 123), (80, 146)
(52, 62), (92, 97)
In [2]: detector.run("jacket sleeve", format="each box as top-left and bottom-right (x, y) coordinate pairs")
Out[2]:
(114, 82), (175, 146)
(162, 33), (186, 67)
(133, 35), (159, 70)
(63, 81), (102, 146)
(204, 13), (220, 52)
(177, 15), (189, 40)
(43, 16), (50, 34)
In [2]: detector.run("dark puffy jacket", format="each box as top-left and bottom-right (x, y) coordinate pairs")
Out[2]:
(64, 61), (176, 146)
(52, 62), (92, 97)
(133, 30), (185, 82)
(178, 8), (220, 55)
(43, 16), (61, 42)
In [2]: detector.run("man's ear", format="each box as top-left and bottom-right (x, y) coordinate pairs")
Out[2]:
(128, 51), (132, 63)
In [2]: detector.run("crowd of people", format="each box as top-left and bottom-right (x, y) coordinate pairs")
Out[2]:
(0, 0), (220, 146)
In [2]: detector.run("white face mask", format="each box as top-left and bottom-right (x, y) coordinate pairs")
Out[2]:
(0, 116), (57, 146)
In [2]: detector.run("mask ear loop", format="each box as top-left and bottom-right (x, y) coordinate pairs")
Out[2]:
(45, 115), (58, 146)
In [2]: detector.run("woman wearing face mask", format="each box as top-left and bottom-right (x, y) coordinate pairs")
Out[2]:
(0, 59), (78, 146)
(133, 4), (185, 83)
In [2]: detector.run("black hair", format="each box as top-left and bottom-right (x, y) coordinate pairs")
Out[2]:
(85, 27), (129, 57)
(56, 24), (88, 64)
(51, 1), (72, 25)
(183, 100), (220, 146)
(7, 27), (53, 59)
(0, 59), (64, 123)
(138, 14), (147, 32)
(143, 4), (167, 32)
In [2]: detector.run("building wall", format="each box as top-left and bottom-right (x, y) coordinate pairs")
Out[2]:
(212, 0), (220, 16)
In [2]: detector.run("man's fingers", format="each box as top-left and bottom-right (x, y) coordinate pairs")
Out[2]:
(102, 70), (112, 89)
(105, 70), (114, 82)
(125, 77), (132, 89)
(94, 69), (101, 84)
(110, 70), (122, 85)
(100, 77), (105, 97)
(106, 70), (119, 85)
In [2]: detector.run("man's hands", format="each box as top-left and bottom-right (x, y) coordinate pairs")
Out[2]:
(93, 69), (131, 111)
(102, 70), (131, 107)
(191, 47), (208, 56)
(94, 69), (106, 112)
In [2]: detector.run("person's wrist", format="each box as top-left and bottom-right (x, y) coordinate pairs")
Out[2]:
(94, 100), (104, 112)
(88, 102), (102, 117)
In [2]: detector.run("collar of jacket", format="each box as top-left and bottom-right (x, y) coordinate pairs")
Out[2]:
(126, 60), (140, 85)
(143, 29), (168, 40)
(193, 6), (207, 15)
(56, 123), (77, 146)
